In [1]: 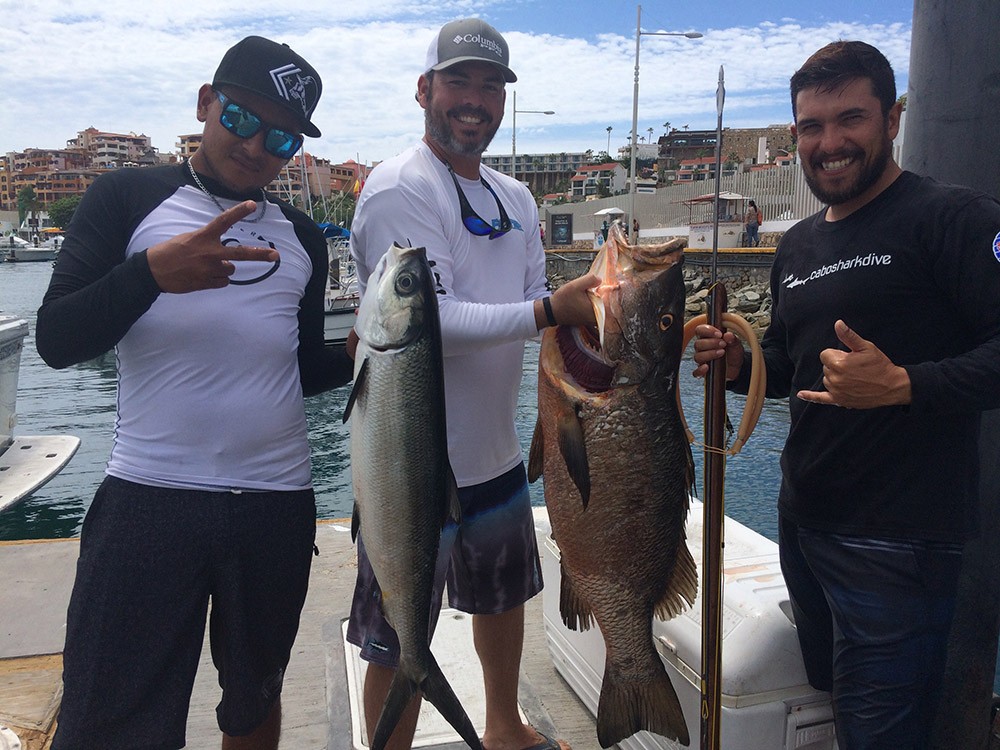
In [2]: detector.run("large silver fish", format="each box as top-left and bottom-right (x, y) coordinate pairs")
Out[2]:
(344, 244), (481, 750)
(529, 224), (696, 747)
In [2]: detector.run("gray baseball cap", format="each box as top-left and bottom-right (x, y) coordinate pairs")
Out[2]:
(424, 18), (517, 82)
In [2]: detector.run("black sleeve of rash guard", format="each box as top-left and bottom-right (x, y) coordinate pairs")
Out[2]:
(36, 170), (164, 369)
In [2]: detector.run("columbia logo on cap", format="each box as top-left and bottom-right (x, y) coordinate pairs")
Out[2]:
(426, 18), (517, 83)
(451, 32), (505, 60)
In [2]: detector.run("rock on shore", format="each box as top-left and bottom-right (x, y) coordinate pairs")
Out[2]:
(547, 267), (772, 336)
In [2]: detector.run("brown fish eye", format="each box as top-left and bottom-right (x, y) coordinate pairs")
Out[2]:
(395, 272), (417, 296)
(659, 313), (675, 331)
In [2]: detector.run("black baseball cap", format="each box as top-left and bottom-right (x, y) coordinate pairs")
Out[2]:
(424, 18), (517, 83)
(212, 36), (323, 137)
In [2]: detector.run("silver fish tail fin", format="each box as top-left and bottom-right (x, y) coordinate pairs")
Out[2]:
(596, 662), (690, 748)
(419, 654), (484, 749)
(370, 670), (418, 750)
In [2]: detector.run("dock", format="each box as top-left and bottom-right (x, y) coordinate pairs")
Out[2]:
(0, 518), (602, 750)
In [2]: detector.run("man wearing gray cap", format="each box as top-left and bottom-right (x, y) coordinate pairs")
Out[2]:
(38, 36), (352, 750)
(346, 17), (590, 750)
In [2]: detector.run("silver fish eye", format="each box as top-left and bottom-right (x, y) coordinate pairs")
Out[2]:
(395, 271), (418, 296)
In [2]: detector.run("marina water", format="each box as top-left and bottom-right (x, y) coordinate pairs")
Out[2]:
(0, 261), (787, 542)
(7, 261), (1000, 694)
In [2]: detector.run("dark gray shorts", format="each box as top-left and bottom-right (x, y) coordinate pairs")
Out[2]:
(52, 476), (316, 749)
(345, 463), (542, 667)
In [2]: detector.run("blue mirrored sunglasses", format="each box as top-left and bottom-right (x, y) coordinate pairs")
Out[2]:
(447, 164), (512, 240)
(215, 91), (304, 160)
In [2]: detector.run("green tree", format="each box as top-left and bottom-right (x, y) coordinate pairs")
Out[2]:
(17, 186), (38, 227)
(47, 195), (84, 230)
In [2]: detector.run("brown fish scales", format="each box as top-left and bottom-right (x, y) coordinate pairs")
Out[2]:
(529, 226), (696, 748)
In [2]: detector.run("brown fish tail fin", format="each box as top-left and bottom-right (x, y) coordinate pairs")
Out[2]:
(596, 664), (690, 748)
(559, 560), (596, 631)
(654, 541), (698, 621)
(419, 654), (484, 749)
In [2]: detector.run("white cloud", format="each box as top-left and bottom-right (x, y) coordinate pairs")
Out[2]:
(2, 2), (910, 164)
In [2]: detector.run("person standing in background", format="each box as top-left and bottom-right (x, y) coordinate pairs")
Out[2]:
(745, 199), (761, 247)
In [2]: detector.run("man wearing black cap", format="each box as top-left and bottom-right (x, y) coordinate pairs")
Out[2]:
(37, 37), (352, 750)
(346, 17), (592, 750)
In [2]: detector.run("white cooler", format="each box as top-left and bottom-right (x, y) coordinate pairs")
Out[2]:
(536, 502), (839, 749)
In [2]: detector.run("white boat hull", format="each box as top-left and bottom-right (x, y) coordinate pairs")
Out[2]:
(0, 316), (80, 513)
(324, 308), (357, 346)
(4, 247), (57, 262)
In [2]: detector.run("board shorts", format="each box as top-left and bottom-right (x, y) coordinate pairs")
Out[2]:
(52, 476), (317, 750)
(346, 462), (542, 668)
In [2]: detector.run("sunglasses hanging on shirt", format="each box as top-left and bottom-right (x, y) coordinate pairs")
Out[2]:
(446, 163), (512, 240)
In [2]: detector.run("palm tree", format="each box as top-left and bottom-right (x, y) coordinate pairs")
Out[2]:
(606, 126), (613, 154)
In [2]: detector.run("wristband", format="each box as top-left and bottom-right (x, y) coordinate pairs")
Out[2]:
(542, 296), (558, 327)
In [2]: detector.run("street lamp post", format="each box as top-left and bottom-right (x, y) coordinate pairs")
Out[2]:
(628, 5), (702, 234)
(511, 90), (555, 180)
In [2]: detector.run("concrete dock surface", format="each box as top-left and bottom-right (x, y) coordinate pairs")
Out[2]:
(0, 519), (604, 750)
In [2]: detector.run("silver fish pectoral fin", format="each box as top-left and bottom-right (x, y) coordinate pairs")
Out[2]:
(350, 502), (360, 543)
(559, 559), (596, 632)
(556, 410), (591, 508)
(342, 356), (369, 424)
(527, 417), (544, 483)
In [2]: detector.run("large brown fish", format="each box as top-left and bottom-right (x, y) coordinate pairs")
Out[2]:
(528, 223), (696, 748)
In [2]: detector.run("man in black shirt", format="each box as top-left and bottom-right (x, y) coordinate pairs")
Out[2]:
(693, 41), (1000, 747)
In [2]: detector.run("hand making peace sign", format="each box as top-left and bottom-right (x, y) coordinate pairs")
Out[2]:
(146, 201), (280, 293)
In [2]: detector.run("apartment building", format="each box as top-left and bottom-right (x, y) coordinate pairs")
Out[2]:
(570, 163), (626, 200)
(480, 151), (591, 195)
(67, 127), (161, 169)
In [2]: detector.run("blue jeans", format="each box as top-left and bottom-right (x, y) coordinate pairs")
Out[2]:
(779, 515), (962, 749)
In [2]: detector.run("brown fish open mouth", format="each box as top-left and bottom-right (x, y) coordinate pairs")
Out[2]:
(555, 324), (614, 393)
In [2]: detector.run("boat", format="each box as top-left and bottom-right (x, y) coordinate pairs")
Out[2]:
(3, 236), (62, 263)
(324, 235), (359, 347)
(0, 316), (80, 514)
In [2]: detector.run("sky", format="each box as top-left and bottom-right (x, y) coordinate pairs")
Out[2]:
(2, 1), (915, 166)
